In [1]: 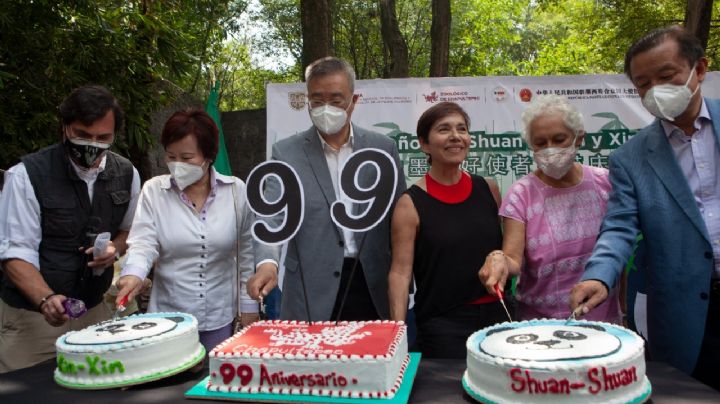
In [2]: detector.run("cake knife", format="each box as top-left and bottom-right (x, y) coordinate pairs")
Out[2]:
(113, 294), (128, 320)
(565, 306), (582, 325)
(494, 284), (513, 322)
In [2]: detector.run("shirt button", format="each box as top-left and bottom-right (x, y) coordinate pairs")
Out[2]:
(202, 245), (206, 249)
(202, 254), (206, 258)
(338, 240), (344, 247)
(199, 273), (204, 277)
(201, 235), (206, 239)
(333, 271), (341, 278)
(199, 283), (203, 287)
(200, 294), (204, 298)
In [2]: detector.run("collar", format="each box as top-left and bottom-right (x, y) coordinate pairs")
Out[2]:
(160, 166), (234, 190)
(317, 124), (355, 152)
(69, 153), (107, 180)
(661, 99), (712, 139)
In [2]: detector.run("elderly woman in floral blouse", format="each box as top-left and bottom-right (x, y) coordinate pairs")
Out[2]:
(479, 95), (620, 322)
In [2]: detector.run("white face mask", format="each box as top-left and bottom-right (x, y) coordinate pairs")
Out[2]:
(641, 65), (699, 121)
(533, 136), (578, 180)
(309, 104), (349, 135)
(167, 161), (207, 190)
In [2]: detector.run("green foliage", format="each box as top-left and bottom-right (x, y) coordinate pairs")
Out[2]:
(0, 0), (246, 169)
(205, 41), (296, 110)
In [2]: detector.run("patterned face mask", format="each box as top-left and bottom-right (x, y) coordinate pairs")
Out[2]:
(533, 135), (577, 180)
(64, 137), (111, 169)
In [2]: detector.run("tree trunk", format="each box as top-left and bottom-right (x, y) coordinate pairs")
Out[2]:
(300, 0), (334, 79)
(429, 0), (450, 77)
(684, 0), (714, 50)
(379, 0), (409, 78)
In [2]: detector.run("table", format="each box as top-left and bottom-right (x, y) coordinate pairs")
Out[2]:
(1, 358), (718, 403)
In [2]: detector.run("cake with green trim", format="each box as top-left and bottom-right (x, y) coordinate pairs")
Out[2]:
(54, 312), (204, 389)
(463, 319), (651, 403)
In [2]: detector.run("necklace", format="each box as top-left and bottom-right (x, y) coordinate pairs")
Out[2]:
(425, 171), (472, 204)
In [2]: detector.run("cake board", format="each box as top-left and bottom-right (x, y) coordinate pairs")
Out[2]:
(185, 352), (421, 404)
(54, 346), (206, 390)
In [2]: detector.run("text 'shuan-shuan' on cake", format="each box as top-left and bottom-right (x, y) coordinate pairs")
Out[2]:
(54, 312), (205, 389)
(207, 320), (409, 399)
(463, 319), (652, 404)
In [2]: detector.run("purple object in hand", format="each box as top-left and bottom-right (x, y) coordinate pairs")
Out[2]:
(62, 298), (88, 318)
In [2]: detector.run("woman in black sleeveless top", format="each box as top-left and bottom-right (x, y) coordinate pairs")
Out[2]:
(388, 102), (508, 358)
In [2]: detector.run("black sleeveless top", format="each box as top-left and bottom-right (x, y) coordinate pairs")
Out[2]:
(406, 175), (502, 322)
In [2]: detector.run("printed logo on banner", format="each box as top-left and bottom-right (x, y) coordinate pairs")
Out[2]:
(423, 91), (439, 103)
(288, 92), (306, 110)
(519, 88), (533, 102)
(493, 87), (508, 102)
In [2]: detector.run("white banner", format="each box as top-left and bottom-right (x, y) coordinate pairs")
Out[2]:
(267, 73), (720, 193)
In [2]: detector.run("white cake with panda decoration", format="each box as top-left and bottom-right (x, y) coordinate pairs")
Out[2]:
(463, 319), (651, 403)
(54, 312), (205, 389)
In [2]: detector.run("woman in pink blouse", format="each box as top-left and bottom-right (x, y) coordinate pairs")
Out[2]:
(479, 95), (621, 322)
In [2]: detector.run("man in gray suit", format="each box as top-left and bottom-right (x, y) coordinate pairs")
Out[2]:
(247, 57), (406, 321)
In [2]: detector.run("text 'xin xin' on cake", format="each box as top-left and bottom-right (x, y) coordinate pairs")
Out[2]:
(55, 312), (204, 389)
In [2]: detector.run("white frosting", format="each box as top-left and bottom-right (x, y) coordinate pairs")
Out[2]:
(55, 312), (204, 389)
(207, 320), (408, 398)
(464, 319), (651, 404)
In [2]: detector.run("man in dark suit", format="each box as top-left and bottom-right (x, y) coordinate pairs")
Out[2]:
(570, 26), (720, 390)
(248, 57), (406, 321)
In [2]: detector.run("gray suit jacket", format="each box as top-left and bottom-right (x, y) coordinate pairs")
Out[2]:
(254, 124), (406, 321)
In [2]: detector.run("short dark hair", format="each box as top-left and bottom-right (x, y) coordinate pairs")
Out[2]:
(161, 109), (219, 162)
(59, 85), (124, 133)
(624, 25), (704, 77)
(305, 57), (356, 93)
(416, 102), (471, 143)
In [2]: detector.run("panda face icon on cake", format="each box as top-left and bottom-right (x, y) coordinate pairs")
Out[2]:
(479, 324), (621, 361)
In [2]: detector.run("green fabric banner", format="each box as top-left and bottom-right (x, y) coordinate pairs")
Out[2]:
(206, 81), (232, 176)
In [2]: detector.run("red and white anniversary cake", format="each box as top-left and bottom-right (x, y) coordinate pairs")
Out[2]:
(207, 320), (409, 399)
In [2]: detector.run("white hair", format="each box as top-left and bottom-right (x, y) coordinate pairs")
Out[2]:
(520, 95), (584, 144)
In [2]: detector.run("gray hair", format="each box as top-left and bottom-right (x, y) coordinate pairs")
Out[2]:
(304, 57), (356, 93)
(521, 94), (584, 144)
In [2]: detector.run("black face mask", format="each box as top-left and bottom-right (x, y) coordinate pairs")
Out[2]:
(63, 137), (111, 168)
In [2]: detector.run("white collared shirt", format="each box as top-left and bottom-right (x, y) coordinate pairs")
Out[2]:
(0, 155), (141, 270)
(121, 168), (256, 331)
(317, 126), (358, 258)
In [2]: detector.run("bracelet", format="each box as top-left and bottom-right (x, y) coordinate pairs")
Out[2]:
(488, 250), (505, 259)
(38, 292), (58, 311)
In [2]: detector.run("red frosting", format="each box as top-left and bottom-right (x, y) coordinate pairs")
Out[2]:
(216, 322), (402, 357)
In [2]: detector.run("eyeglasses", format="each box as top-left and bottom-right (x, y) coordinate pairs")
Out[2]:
(308, 97), (351, 110)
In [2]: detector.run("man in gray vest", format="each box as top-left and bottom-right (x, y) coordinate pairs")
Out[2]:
(0, 85), (140, 373)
